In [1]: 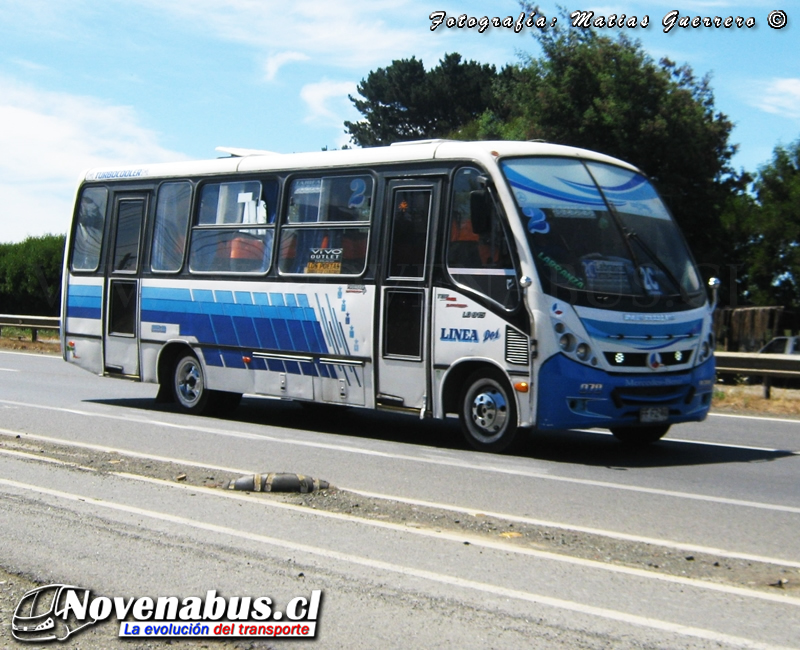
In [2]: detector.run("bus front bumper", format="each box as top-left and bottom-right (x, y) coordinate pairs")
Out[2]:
(535, 354), (716, 431)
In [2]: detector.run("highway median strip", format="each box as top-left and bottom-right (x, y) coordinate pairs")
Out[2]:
(0, 429), (798, 601)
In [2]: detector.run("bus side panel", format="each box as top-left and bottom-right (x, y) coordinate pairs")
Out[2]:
(432, 287), (534, 427)
(63, 276), (104, 375)
(138, 279), (374, 406)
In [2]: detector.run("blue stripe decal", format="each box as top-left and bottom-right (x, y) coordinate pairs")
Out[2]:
(76, 284), (358, 379)
(68, 284), (102, 297)
(67, 305), (101, 319)
(68, 295), (102, 309)
(67, 285), (102, 320)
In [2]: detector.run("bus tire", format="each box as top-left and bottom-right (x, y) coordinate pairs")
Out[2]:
(459, 369), (518, 453)
(172, 352), (211, 414)
(610, 425), (670, 445)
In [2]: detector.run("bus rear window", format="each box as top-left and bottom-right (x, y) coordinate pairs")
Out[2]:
(71, 186), (108, 272)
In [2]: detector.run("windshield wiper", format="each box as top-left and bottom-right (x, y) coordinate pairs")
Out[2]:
(622, 226), (696, 304)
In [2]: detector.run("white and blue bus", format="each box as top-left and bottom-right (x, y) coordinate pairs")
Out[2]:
(61, 140), (717, 452)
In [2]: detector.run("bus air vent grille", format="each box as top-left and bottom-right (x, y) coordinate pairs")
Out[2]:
(505, 327), (529, 365)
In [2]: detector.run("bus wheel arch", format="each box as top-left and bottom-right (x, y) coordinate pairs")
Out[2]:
(444, 363), (519, 453)
(155, 342), (192, 403)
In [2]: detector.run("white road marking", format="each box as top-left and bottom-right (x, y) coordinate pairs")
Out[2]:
(576, 429), (800, 455)
(0, 476), (794, 650)
(710, 412), (800, 425)
(1, 441), (798, 572)
(343, 487), (800, 570)
(1, 404), (799, 515)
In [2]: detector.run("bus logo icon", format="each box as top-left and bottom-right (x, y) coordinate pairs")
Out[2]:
(12, 584), (99, 643)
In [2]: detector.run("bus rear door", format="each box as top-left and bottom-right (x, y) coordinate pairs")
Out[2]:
(103, 193), (148, 377)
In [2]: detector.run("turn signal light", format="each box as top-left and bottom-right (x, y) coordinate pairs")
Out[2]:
(514, 382), (529, 393)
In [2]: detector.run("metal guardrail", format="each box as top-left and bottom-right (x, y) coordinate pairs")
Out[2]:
(0, 314), (61, 342)
(714, 352), (800, 379)
(714, 351), (800, 398)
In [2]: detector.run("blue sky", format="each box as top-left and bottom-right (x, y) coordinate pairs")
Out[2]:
(0, 1), (796, 242)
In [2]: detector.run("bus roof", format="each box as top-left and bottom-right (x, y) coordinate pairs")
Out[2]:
(81, 140), (640, 183)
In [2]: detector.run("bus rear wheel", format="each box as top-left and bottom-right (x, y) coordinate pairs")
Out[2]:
(610, 425), (670, 445)
(459, 370), (518, 453)
(173, 353), (210, 414)
(171, 352), (241, 416)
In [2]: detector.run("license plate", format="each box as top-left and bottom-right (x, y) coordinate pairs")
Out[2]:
(640, 406), (669, 423)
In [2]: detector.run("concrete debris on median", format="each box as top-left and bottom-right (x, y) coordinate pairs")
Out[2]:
(225, 473), (330, 493)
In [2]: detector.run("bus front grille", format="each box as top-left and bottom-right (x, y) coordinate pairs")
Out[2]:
(611, 383), (693, 408)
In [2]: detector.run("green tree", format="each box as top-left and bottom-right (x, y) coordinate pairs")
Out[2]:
(345, 53), (498, 146)
(0, 235), (65, 316)
(725, 138), (800, 306)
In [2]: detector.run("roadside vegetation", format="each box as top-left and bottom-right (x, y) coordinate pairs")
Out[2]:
(0, 234), (64, 316)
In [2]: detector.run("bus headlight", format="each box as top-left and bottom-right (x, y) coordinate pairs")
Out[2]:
(559, 333), (576, 352)
(697, 333), (715, 364)
(551, 317), (593, 367)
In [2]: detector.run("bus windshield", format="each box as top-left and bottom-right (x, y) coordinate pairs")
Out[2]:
(501, 157), (704, 311)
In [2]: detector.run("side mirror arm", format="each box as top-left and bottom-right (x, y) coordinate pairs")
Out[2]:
(708, 277), (721, 312)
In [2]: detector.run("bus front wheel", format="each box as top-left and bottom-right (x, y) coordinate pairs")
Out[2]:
(459, 370), (518, 453)
(610, 425), (670, 445)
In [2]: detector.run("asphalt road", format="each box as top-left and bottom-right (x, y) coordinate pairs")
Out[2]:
(1, 350), (798, 649)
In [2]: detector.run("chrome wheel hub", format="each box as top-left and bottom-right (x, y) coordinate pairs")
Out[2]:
(471, 388), (507, 434)
(176, 360), (202, 406)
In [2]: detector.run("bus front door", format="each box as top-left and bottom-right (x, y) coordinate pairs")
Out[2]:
(376, 180), (439, 412)
(103, 194), (147, 378)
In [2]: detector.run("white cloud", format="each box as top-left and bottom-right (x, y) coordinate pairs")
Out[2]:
(300, 80), (358, 126)
(132, 0), (430, 69)
(264, 51), (310, 82)
(753, 78), (800, 120)
(0, 76), (187, 242)
(10, 58), (49, 72)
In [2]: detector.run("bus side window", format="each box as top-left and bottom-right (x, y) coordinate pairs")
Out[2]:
(279, 175), (372, 276)
(151, 182), (191, 273)
(188, 179), (277, 274)
(446, 167), (519, 310)
(71, 187), (108, 272)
